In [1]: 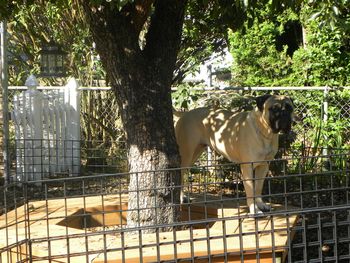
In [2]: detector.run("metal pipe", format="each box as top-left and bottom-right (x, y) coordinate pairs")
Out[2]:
(322, 86), (329, 156)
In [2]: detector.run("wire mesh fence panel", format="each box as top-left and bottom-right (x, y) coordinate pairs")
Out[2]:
(1, 150), (350, 262)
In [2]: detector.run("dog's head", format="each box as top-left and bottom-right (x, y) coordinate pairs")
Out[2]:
(256, 94), (294, 134)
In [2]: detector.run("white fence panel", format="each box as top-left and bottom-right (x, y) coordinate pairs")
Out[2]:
(11, 75), (81, 182)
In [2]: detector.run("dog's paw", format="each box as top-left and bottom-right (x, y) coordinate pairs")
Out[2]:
(257, 202), (271, 212)
(249, 204), (263, 215)
(181, 196), (191, 204)
(249, 203), (271, 214)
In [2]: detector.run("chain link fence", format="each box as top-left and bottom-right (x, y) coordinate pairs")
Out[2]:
(6, 86), (350, 177)
(88, 86), (350, 148)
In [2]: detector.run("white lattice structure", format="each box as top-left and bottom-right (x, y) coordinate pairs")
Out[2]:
(11, 75), (80, 182)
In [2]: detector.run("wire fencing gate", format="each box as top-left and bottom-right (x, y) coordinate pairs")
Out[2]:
(1, 85), (350, 262)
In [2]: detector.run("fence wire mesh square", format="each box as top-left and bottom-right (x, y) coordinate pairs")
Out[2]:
(1, 148), (350, 262)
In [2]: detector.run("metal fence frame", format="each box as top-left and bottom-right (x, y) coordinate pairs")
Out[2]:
(1, 150), (350, 262)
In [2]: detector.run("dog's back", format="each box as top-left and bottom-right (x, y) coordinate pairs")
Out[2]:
(175, 107), (244, 167)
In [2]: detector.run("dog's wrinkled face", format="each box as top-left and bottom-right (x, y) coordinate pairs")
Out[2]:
(256, 94), (294, 134)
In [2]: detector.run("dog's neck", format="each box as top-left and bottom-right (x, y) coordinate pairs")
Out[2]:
(251, 109), (276, 140)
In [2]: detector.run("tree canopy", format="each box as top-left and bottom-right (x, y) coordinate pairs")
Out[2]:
(2, 0), (348, 86)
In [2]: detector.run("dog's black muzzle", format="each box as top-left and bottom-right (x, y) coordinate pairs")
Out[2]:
(279, 113), (292, 134)
(270, 110), (293, 134)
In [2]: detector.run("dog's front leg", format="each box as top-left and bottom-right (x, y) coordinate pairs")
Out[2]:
(180, 169), (186, 203)
(180, 169), (190, 203)
(241, 164), (263, 214)
(254, 164), (271, 212)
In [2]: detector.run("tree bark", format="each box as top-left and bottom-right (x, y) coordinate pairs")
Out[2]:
(80, 0), (186, 232)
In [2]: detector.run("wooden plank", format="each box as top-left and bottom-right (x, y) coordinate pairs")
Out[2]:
(100, 251), (281, 263)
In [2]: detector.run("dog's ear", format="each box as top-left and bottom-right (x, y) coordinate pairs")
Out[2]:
(255, 94), (272, 112)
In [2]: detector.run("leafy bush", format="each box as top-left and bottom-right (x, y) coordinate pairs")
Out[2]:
(229, 20), (292, 86)
(290, 21), (350, 86)
(172, 83), (204, 110)
(227, 4), (350, 151)
(228, 5), (350, 87)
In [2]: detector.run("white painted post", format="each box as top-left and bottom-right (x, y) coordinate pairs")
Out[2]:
(42, 97), (50, 176)
(60, 103), (67, 172)
(12, 95), (24, 181)
(63, 101), (71, 171)
(64, 78), (80, 176)
(54, 101), (64, 172)
(20, 93), (28, 180)
(24, 75), (43, 182)
(48, 103), (57, 174)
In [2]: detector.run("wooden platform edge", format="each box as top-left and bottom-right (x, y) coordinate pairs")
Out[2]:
(92, 213), (299, 263)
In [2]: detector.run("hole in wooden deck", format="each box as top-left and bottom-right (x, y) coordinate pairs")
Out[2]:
(56, 203), (218, 230)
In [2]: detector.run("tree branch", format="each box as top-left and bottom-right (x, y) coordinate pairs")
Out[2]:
(130, 0), (154, 33)
(143, 0), (187, 74)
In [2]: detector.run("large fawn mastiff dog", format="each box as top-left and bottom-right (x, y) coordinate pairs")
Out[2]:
(175, 94), (294, 214)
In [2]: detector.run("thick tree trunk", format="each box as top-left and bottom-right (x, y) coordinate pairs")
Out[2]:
(121, 77), (181, 232)
(80, 0), (186, 232)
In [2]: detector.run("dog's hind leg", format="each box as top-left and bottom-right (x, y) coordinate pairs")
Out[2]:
(180, 144), (207, 203)
(190, 144), (207, 165)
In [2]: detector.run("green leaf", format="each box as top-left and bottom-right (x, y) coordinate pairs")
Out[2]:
(332, 5), (340, 16)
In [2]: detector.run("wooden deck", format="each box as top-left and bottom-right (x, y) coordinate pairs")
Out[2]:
(0, 194), (298, 263)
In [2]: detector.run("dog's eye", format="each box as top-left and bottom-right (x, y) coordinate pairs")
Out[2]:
(270, 105), (280, 112)
(285, 104), (293, 112)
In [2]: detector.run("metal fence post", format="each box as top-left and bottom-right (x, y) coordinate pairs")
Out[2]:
(205, 65), (213, 169)
(322, 86), (329, 156)
(206, 65), (212, 88)
(1, 21), (10, 184)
